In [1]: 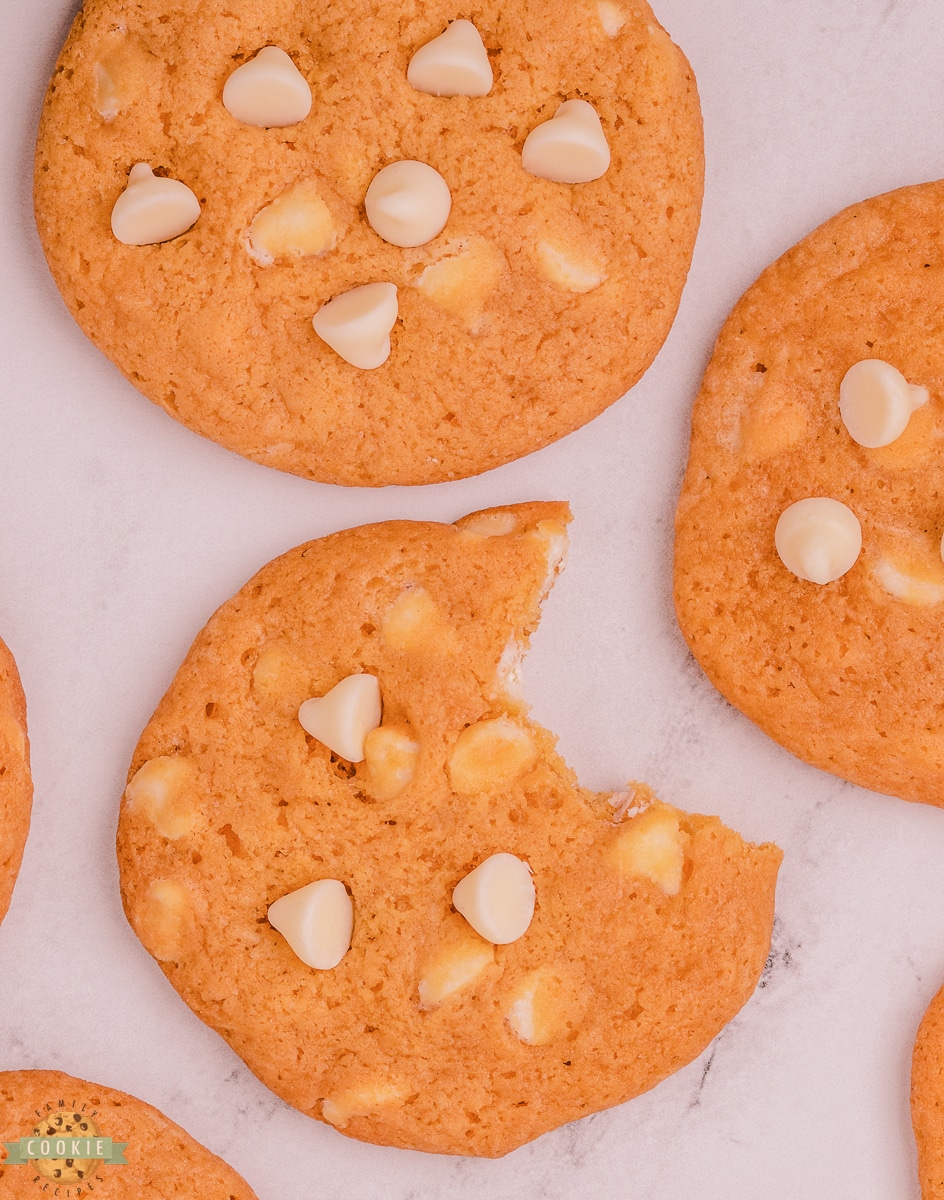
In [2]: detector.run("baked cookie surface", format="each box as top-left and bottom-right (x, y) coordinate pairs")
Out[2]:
(675, 181), (944, 807)
(117, 502), (780, 1157)
(0, 1069), (257, 1196)
(913, 983), (944, 1198)
(0, 638), (31, 927)
(35, 0), (703, 486)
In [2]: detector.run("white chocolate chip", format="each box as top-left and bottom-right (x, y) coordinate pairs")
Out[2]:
(597, 1), (627, 36)
(110, 163), (201, 246)
(382, 586), (444, 650)
(247, 181), (336, 264)
(322, 1080), (405, 1129)
(505, 967), (564, 1045)
(407, 20), (493, 97)
(839, 359), (929, 448)
(365, 161), (452, 249)
(140, 879), (191, 962)
(521, 99), (611, 184)
(873, 558), (944, 607)
(96, 63), (122, 121)
(495, 636), (525, 701)
(870, 539), (944, 606)
(94, 38), (151, 121)
(363, 725), (420, 800)
(312, 282), (398, 369)
(611, 804), (686, 895)
(268, 879), (354, 970)
(222, 46), (312, 128)
(95, 60), (126, 120)
(413, 236), (503, 331)
(459, 510), (517, 537)
(536, 241), (607, 293)
(530, 518), (569, 598)
(506, 985), (539, 1044)
(298, 673), (382, 762)
(125, 755), (198, 839)
(775, 498), (862, 585)
(452, 853), (535, 945)
(740, 397), (809, 462)
(417, 933), (494, 1007)
(251, 643), (291, 698)
(448, 717), (538, 794)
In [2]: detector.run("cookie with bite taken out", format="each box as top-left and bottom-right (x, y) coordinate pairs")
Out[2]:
(117, 501), (781, 1156)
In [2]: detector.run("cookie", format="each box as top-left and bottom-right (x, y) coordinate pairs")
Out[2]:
(0, 637), (31, 927)
(34, 0), (703, 486)
(117, 502), (781, 1157)
(675, 181), (944, 807)
(913, 982), (944, 1197)
(0, 1069), (257, 1196)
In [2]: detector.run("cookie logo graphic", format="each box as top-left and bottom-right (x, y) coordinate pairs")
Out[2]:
(3, 1098), (127, 1193)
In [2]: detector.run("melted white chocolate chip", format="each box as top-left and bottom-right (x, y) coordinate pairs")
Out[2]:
(597, 1), (627, 36)
(611, 804), (686, 895)
(125, 755), (197, 839)
(268, 879), (354, 970)
(874, 557), (944, 607)
(459, 510), (517, 537)
(775, 498), (862, 585)
(110, 163), (200, 246)
(839, 359), (928, 448)
(505, 966), (564, 1045)
(417, 933), (494, 1007)
(521, 99), (610, 184)
(447, 717), (538, 794)
(452, 852), (535, 945)
(407, 20), (493, 97)
(298, 673), (382, 762)
(222, 46), (312, 128)
(413, 236), (503, 331)
(140, 879), (191, 962)
(365, 161), (452, 248)
(536, 241), (607, 293)
(312, 282), (398, 369)
(322, 1080), (405, 1128)
(248, 181), (336, 264)
(363, 725), (420, 800)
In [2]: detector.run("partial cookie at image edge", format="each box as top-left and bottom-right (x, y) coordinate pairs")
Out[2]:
(0, 636), (32, 927)
(675, 179), (944, 807)
(0, 1069), (258, 1197)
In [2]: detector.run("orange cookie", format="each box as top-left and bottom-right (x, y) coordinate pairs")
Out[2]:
(35, 0), (702, 485)
(675, 181), (944, 806)
(117, 502), (781, 1156)
(913, 982), (944, 1197)
(0, 637), (31, 926)
(0, 1070), (257, 1196)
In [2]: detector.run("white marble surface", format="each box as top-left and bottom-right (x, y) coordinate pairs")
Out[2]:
(2, 0), (944, 1195)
